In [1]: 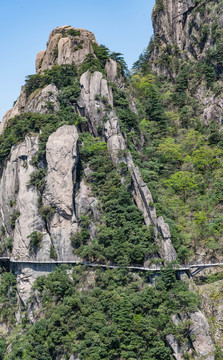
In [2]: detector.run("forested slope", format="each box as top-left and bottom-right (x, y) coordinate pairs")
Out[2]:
(0, 0), (223, 358)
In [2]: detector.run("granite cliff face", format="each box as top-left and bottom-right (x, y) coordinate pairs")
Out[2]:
(0, 26), (177, 296)
(0, 21), (219, 359)
(150, 0), (223, 124)
(36, 25), (98, 73)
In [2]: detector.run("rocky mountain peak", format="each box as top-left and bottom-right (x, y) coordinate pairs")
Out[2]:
(36, 25), (98, 73)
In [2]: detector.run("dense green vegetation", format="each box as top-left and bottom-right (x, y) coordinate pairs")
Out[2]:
(0, 111), (85, 165)
(0, 272), (17, 324)
(25, 64), (79, 97)
(76, 134), (158, 265)
(3, 265), (198, 360)
(129, 66), (223, 262)
(1, 7), (223, 356)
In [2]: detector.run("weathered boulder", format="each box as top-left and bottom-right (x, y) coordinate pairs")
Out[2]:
(25, 84), (60, 114)
(75, 179), (100, 239)
(0, 86), (26, 135)
(44, 125), (79, 217)
(0, 84), (59, 135)
(36, 25), (98, 73)
(188, 310), (215, 359)
(78, 70), (113, 135)
(0, 135), (51, 261)
(43, 125), (79, 260)
(168, 311), (215, 360)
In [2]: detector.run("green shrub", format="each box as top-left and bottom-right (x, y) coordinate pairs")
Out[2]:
(10, 210), (20, 228)
(28, 231), (43, 253)
(25, 64), (78, 97)
(29, 169), (46, 193)
(40, 206), (55, 222)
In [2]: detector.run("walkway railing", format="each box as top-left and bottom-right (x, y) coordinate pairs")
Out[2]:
(1, 257), (223, 275)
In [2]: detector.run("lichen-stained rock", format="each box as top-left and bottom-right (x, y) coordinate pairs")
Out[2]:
(0, 135), (51, 260)
(157, 216), (177, 262)
(188, 311), (215, 359)
(151, 0), (223, 124)
(152, 0), (195, 55)
(0, 84), (59, 135)
(36, 26), (98, 73)
(166, 334), (185, 360)
(197, 278), (223, 349)
(25, 84), (59, 114)
(75, 180), (100, 221)
(105, 59), (118, 83)
(78, 70), (113, 135)
(104, 112), (127, 164)
(75, 179), (100, 239)
(0, 86), (26, 135)
(44, 125), (79, 217)
(43, 125), (79, 260)
(129, 165), (157, 226)
(168, 311), (215, 360)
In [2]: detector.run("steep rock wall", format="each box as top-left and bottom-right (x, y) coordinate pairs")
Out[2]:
(78, 69), (177, 263)
(151, 0), (223, 124)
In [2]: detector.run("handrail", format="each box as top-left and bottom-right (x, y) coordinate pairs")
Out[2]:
(1, 257), (223, 273)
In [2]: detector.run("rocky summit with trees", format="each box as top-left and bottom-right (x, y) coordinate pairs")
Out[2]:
(0, 1), (223, 358)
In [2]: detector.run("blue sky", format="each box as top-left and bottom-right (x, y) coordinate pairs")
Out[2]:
(0, 0), (155, 121)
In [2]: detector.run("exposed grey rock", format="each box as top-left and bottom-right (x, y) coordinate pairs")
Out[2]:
(166, 334), (185, 360)
(169, 311), (215, 360)
(129, 165), (157, 226)
(0, 86), (26, 135)
(189, 311), (215, 359)
(78, 70), (113, 135)
(152, 0), (196, 61)
(105, 59), (118, 83)
(151, 0), (223, 124)
(105, 58), (124, 88)
(157, 216), (177, 262)
(75, 179), (100, 239)
(43, 125), (79, 260)
(13, 263), (59, 303)
(104, 112), (127, 164)
(197, 278), (223, 346)
(0, 84), (59, 134)
(78, 69), (177, 262)
(25, 84), (60, 114)
(36, 26), (98, 73)
(44, 125), (79, 217)
(0, 135), (51, 261)
(75, 180), (99, 221)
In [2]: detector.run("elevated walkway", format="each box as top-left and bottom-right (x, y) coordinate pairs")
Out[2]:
(1, 257), (223, 277)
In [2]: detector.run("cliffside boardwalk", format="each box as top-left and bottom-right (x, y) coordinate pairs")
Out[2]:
(1, 256), (223, 277)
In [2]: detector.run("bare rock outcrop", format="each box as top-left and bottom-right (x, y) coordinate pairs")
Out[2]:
(167, 311), (215, 359)
(36, 25), (98, 73)
(188, 311), (215, 359)
(25, 84), (60, 114)
(197, 278), (223, 350)
(152, 0), (195, 56)
(78, 70), (113, 136)
(0, 86), (27, 135)
(43, 125), (79, 260)
(0, 135), (51, 261)
(0, 25), (98, 133)
(75, 179), (100, 239)
(0, 84), (59, 135)
(79, 69), (177, 263)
